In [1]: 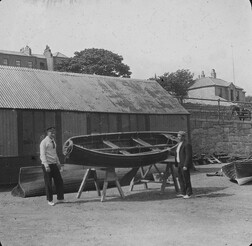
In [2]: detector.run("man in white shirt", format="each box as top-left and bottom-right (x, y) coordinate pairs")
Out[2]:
(40, 127), (64, 206)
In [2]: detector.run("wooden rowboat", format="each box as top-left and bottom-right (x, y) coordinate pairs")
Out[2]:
(222, 159), (252, 185)
(63, 131), (178, 168)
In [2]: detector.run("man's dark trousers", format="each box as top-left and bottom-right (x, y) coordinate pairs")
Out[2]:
(42, 164), (64, 202)
(177, 166), (192, 196)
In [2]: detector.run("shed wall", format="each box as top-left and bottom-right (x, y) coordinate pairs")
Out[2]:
(1, 109), (189, 157)
(19, 110), (56, 156)
(61, 111), (87, 143)
(0, 109), (18, 156)
(149, 114), (188, 132)
(1, 109), (189, 158)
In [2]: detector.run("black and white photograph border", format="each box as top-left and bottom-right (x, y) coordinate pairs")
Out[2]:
(0, 0), (252, 245)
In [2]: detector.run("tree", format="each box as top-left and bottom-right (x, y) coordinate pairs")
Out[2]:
(151, 69), (195, 103)
(55, 48), (132, 78)
(245, 96), (252, 102)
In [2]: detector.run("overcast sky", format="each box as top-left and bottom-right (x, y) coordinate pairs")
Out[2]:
(0, 0), (252, 94)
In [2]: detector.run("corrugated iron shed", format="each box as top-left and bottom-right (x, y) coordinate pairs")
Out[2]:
(0, 66), (188, 114)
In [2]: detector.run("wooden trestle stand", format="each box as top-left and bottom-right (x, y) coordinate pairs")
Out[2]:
(129, 157), (179, 194)
(76, 167), (125, 202)
(76, 156), (178, 201)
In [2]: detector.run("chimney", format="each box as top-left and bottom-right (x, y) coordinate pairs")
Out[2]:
(211, 69), (216, 78)
(201, 71), (205, 78)
(20, 45), (32, 56)
(44, 45), (54, 71)
(43, 45), (53, 58)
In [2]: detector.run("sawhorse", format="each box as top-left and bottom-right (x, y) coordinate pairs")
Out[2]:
(76, 167), (125, 202)
(129, 159), (179, 194)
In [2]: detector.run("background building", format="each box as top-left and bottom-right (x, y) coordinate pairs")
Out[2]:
(0, 45), (68, 71)
(188, 69), (246, 102)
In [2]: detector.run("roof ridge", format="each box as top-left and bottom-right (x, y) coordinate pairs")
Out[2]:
(0, 65), (154, 83)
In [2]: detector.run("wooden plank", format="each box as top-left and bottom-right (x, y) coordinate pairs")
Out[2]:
(121, 114), (130, 132)
(22, 111), (35, 155)
(17, 110), (24, 156)
(101, 168), (125, 202)
(145, 115), (150, 131)
(102, 140), (131, 155)
(34, 111), (45, 155)
(92, 143), (166, 152)
(129, 114), (137, 131)
(160, 164), (170, 193)
(56, 111), (63, 162)
(100, 113), (109, 133)
(117, 114), (122, 132)
(76, 169), (91, 198)
(162, 133), (178, 142)
(45, 111), (56, 129)
(0, 109), (18, 156)
(86, 113), (91, 134)
(132, 138), (152, 147)
(137, 114), (146, 131)
(103, 140), (119, 149)
(62, 112), (87, 142)
(108, 114), (117, 133)
(90, 113), (101, 134)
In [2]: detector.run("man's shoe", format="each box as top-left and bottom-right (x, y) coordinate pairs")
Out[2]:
(57, 199), (65, 204)
(176, 194), (184, 198)
(183, 195), (191, 199)
(48, 201), (55, 206)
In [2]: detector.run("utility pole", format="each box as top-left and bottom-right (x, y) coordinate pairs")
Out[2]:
(231, 44), (236, 85)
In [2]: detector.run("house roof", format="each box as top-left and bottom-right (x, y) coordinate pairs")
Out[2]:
(0, 49), (46, 60)
(0, 66), (188, 114)
(53, 52), (68, 58)
(0, 49), (33, 57)
(189, 77), (244, 91)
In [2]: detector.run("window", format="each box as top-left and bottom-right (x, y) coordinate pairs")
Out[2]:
(16, 60), (21, 67)
(219, 88), (223, 97)
(40, 62), (45, 70)
(236, 91), (240, 101)
(3, 58), (8, 66)
(230, 89), (234, 101)
(28, 61), (33, 68)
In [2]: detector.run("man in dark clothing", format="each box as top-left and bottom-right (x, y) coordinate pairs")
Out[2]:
(174, 131), (193, 199)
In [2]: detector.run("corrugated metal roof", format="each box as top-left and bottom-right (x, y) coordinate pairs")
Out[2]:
(189, 77), (244, 90)
(0, 66), (188, 114)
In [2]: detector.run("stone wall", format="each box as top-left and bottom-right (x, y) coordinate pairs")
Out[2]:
(190, 118), (252, 157)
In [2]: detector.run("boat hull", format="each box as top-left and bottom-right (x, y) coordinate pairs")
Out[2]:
(66, 145), (169, 168)
(222, 160), (252, 185)
(63, 131), (178, 168)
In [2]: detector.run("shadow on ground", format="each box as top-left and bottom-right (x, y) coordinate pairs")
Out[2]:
(0, 184), (16, 192)
(103, 185), (233, 202)
(191, 165), (222, 175)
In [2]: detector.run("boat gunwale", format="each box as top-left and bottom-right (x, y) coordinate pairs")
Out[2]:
(73, 144), (169, 158)
(66, 131), (179, 141)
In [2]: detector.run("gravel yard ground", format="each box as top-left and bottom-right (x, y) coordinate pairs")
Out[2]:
(1, 163), (252, 246)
